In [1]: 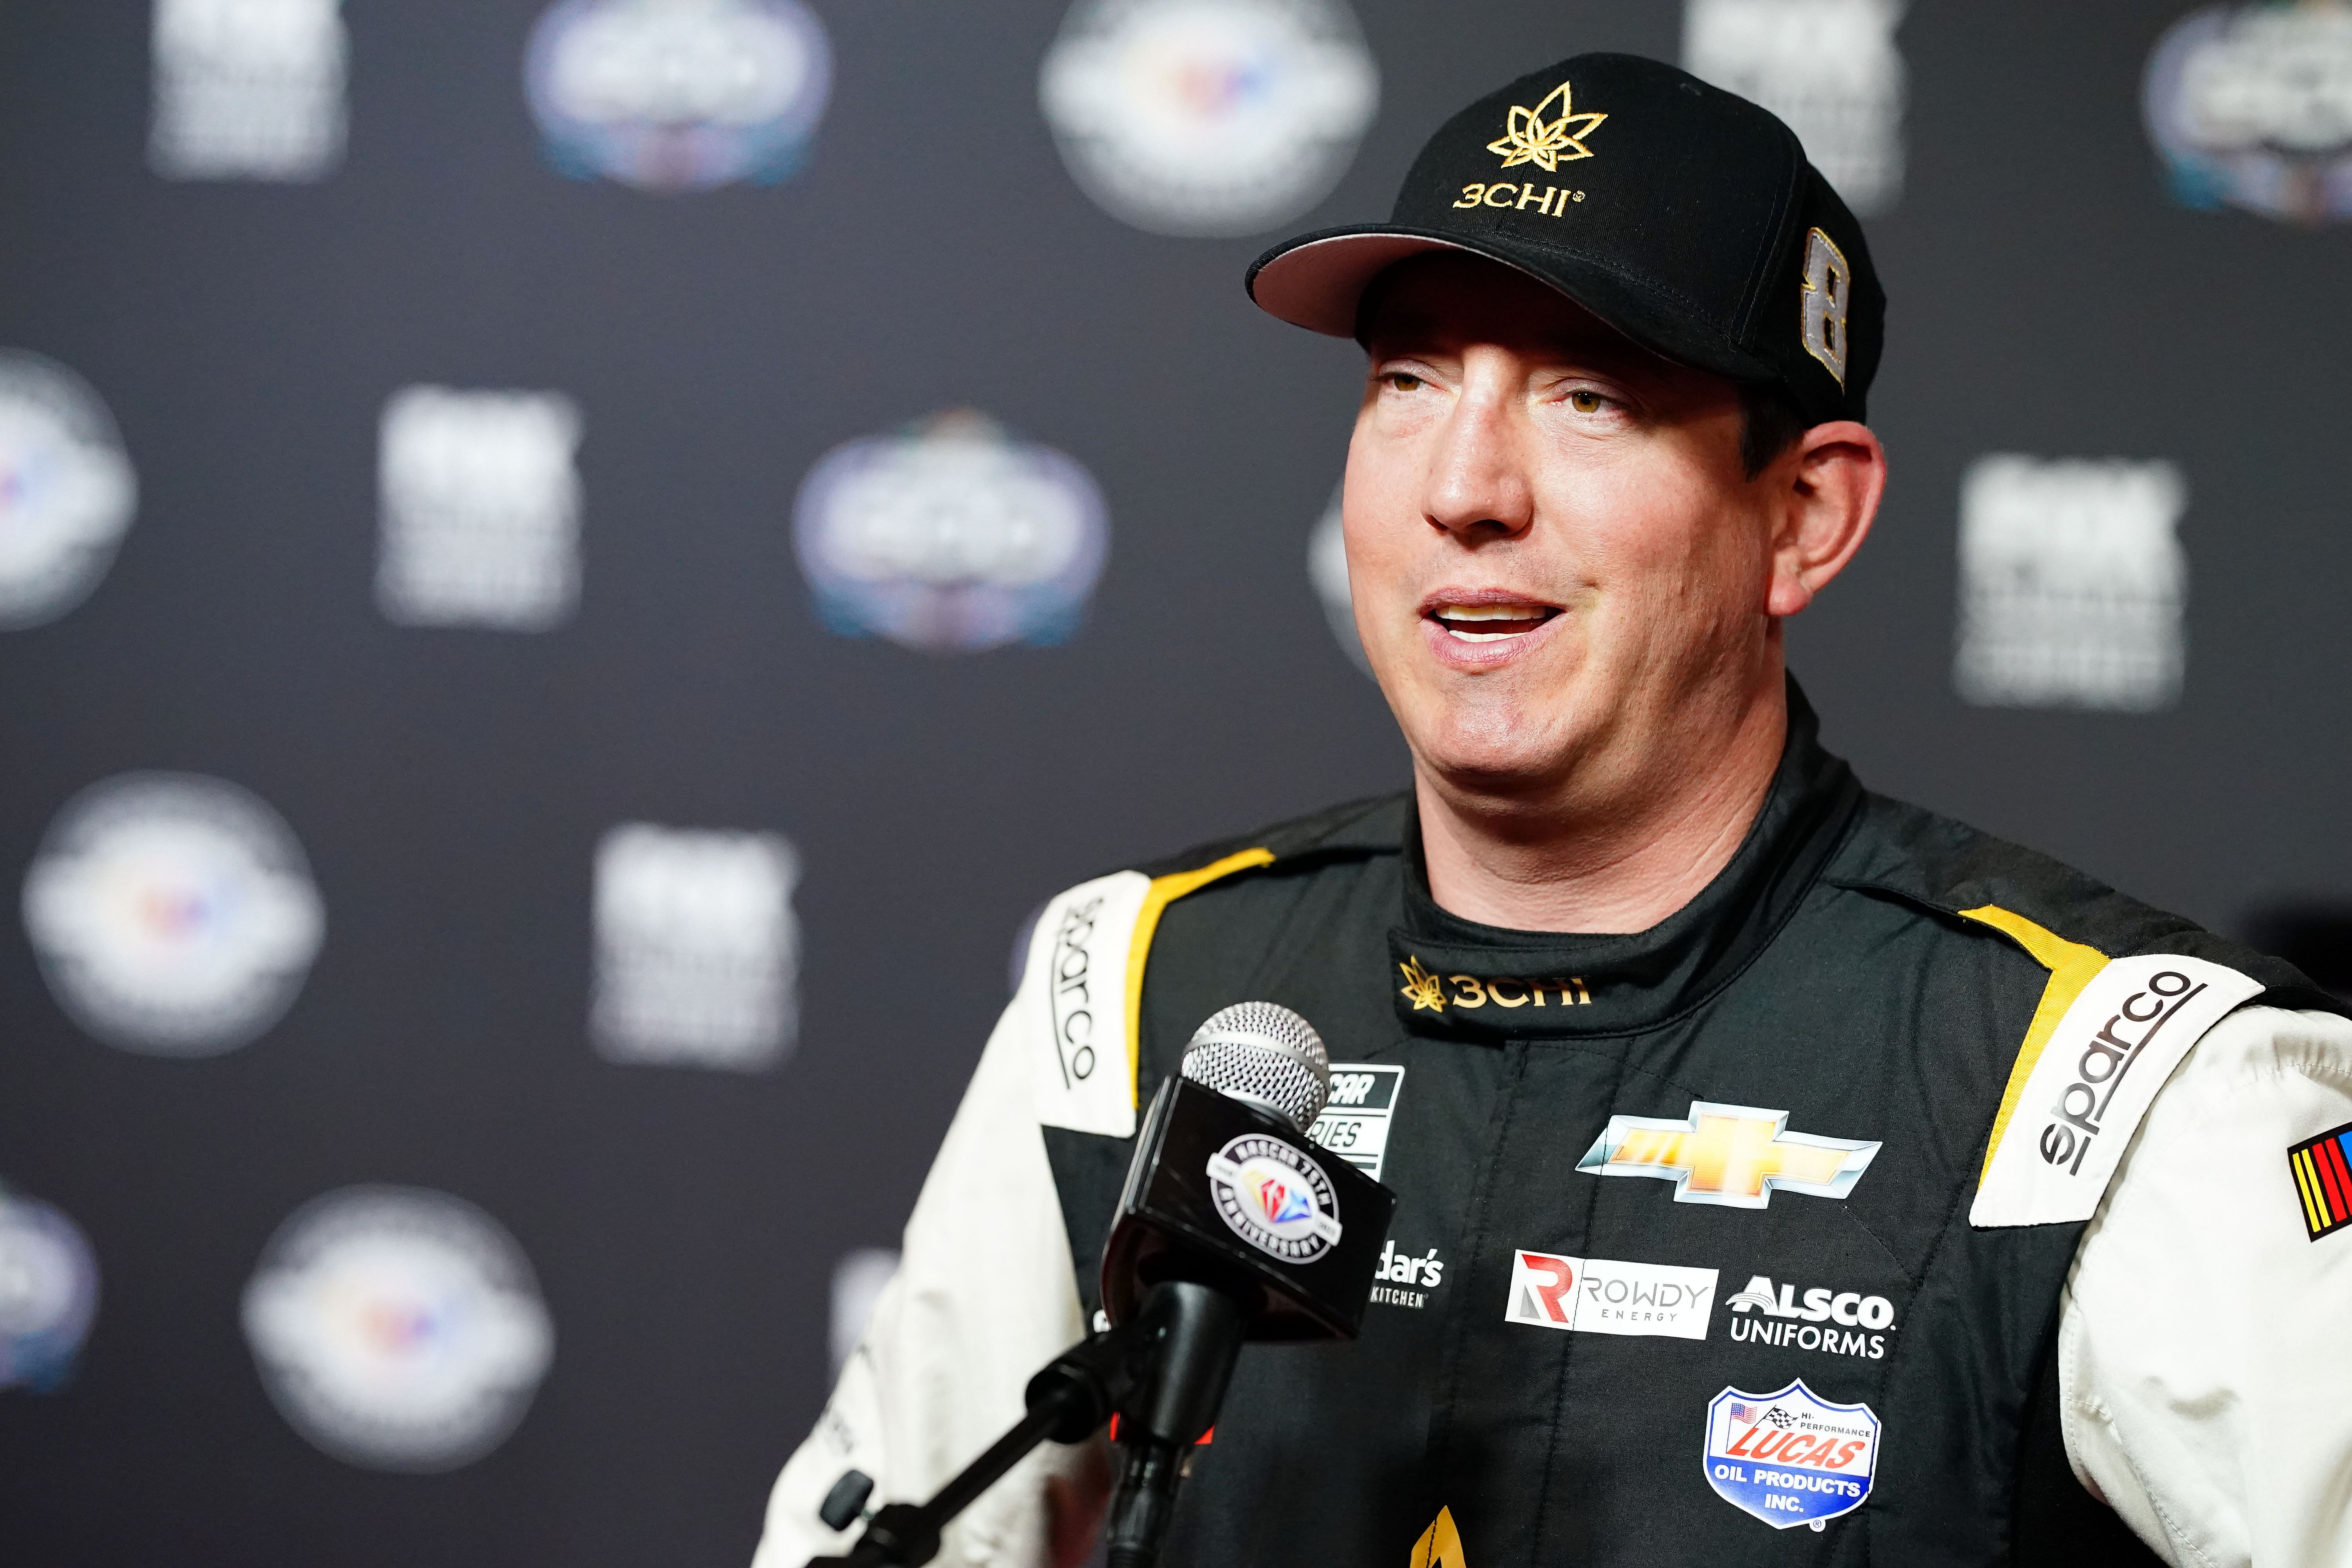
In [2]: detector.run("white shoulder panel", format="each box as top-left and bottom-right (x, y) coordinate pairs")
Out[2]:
(752, 967), (1101, 1566)
(1973, 954), (2263, 1228)
(2059, 1005), (2352, 1567)
(1021, 870), (1151, 1140)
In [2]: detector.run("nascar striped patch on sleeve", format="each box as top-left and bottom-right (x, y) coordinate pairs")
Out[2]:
(2287, 1120), (2352, 1242)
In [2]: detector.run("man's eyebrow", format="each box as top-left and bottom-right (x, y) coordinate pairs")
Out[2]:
(1363, 314), (1652, 372)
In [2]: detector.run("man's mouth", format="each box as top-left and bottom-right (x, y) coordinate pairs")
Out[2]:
(1426, 602), (1561, 642)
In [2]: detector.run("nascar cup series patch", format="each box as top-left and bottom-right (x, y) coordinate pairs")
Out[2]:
(1702, 1380), (1879, 1532)
(1206, 1134), (1341, 1263)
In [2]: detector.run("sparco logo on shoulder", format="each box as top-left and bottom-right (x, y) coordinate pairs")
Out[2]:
(2039, 966), (2205, 1176)
(1206, 1134), (1341, 1262)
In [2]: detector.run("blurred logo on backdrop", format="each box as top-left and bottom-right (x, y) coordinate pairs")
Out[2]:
(1305, 483), (1370, 674)
(22, 773), (326, 1057)
(1682, 0), (1907, 216)
(829, 1248), (898, 1376)
(242, 1187), (555, 1472)
(0, 1187), (100, 1394)
(0, 350), (139, 631)
(376, 387), (584, 631)
(1954, 455), (2189, 712)
(2146, 2), (2352, 224)
(149, 0), (348, 181)
(1039, 0), (1381, 236)
(591, 824), (800, 1071)
(526, 0), (834, 192)
(794, 410), (1109, 653)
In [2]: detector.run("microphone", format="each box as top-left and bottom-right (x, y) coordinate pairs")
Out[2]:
(1101, 1002), (1395, 1340)
(803, 1003), (1395, 1568)
(1095, 1003), (1397, 1567)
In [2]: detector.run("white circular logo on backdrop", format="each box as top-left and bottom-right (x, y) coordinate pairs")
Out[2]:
(1040, 0), (1381, 236)
(0, 1189), (100, 1392)
(526, 0), (833, 192)
(2145, 2), (2352, 223)
(1205, 1133), (1341, 1263)
(242, 1186), (555, 1472)
(0, 350), (138, 630)
(21, 773), (326, 1057)
(793, 410), (1109, 653)
(1305, 483), (1369, 673)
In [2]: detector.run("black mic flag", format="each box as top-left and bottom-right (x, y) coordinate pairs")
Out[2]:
(1092, 1003), (1396, 1568)
(1102, 1074), (1394, 1339)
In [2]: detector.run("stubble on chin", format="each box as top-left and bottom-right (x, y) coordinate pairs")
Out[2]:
(1403, 675), (1603, 814)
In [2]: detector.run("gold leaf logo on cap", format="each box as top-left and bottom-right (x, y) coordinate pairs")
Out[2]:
(1486, 81), (1607, 172)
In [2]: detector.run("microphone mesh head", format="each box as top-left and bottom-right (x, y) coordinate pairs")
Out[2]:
(1180, 1002), (1330, 1132)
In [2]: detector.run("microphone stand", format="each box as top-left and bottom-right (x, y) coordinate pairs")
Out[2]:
(1100, 1281), (1245, 1568)
(806, 1281), (1243, 1568)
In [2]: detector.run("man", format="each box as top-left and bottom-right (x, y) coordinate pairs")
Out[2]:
(754, 53), (2352, 1568)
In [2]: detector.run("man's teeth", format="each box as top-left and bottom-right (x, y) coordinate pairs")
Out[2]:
(1434, 603), (1551, 642)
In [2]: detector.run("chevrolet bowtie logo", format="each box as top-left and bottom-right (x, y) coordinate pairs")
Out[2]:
(1577, 1102), (1880, 1209)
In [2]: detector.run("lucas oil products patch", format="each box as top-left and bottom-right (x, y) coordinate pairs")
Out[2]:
(1702, 1380), (1879, 1532)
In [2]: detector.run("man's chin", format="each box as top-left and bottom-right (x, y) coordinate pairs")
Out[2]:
(1409, 728), (1589, 811)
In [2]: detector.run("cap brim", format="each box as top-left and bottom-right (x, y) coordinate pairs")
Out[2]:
(1247, 225), (1779, 385)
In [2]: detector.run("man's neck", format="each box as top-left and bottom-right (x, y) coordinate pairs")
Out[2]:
(1415, 681), (1789, 935)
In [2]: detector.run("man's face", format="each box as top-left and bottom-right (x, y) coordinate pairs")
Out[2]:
(1345, 253), (1785, 805)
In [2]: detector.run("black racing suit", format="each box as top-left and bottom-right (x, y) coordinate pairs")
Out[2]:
(753, 685), (2347, 1568)
(1038, 690), (2331, 1566)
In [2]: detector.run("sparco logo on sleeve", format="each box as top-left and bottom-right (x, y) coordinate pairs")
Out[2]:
(1973, 953), (2260, 1228)
(1047, 894), (1112, 1086)
(1026, 871), (1151, 1139)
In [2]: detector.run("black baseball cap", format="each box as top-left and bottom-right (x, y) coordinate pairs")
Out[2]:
(1247, 52), (1885, 425)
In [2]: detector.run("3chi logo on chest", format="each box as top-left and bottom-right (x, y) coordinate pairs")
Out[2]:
(1397, 955), (1591, 1014)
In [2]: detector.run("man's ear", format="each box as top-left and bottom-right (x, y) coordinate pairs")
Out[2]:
(1764, 420), (1886, 617)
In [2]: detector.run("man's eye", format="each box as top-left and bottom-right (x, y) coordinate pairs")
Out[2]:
(1385, 372), (1423, 392)
(1569, 389), (1610, 414)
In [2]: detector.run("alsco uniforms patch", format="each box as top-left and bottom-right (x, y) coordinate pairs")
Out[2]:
(1702, 1380), (1879, 1532)
(2289, 1119), (2352, 1241)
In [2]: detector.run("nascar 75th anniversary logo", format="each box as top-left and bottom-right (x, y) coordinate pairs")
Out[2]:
(1205, 1135), (1342, 1263)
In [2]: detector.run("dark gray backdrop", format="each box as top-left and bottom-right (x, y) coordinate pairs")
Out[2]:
(1, 2), (2343, 1564)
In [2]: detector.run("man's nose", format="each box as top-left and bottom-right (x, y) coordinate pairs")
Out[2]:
(1422, 387), (1534, 540)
